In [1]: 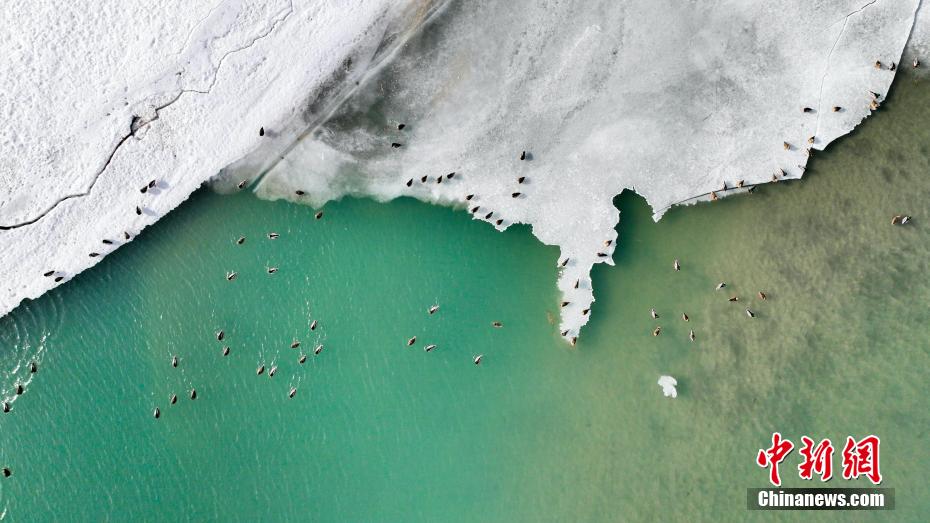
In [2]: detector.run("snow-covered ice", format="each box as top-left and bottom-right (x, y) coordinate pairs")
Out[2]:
(657, 376), (678, 399)
(0, 0), (926, 342)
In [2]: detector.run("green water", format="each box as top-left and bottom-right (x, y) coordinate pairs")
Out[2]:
(1, 72), (929, 521)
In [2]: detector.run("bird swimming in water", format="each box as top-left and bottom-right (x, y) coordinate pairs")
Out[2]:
(267, 267), (278, 274)
(269, 366), (277, 378)
(170, 394), (178, 405)
(238, 180), (248, 189)
(256, 364), (265, 375)
(2, 468), (10, 477)
(289, 387), (297, 398)
(674, 259), (681, 271)
(914, 58), (921, 68)
(226, 271), (237, 281)
(682, 313), (689, 322)
(267, 232), (279, 239)
(745, 308), (756, 318)
(15, 384), (23, 395)
(216, 330), (225, 341)
(3, 403), (10, 413)
(653, 327), (661, 336)
(29, 361), (37, 373)
(715, 282), (726, 291)
(153, 407), (161, 419)
(299, 354), (307, 364)
(689, 330), (695, 342)
(315, 211), (324, 220)
(429, 304), (439, 314)
(171, 355), (178, 368)
(424, 344), (437, 352)
(310, 320), (318, 331)
(650, 308), (658, 319)
(291, 340), (300, 349)
(728, 296), (739, 302)
(758, 291), (767, 300)
(190, 389), (197, 400)
(407, 336), (417, 346)
(474, 354), (483, 365)
(236, 236), (245, 245)
(222, 346), (230, 356)
(492, 321), (503, 328)
(314, 344), (324, 355)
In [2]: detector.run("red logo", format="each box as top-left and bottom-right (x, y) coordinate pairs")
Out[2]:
(757, 433), (881, 486)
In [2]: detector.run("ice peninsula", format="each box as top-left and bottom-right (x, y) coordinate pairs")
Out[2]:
(0, 0), (926, 343)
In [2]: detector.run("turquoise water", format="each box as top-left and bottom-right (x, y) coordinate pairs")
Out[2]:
(0, 72), (928, 521)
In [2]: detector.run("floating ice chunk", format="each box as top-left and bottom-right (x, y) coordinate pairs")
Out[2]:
(658, 375), (678, 399)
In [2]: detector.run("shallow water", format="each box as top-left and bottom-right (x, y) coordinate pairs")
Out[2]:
(0, 72), (928, 521)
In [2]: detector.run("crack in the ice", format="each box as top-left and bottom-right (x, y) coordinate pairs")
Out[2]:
(814, 0), (880, 138)
(0, 3), (294, 230)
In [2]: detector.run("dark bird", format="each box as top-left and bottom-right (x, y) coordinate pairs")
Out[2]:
(171, 355), (178, 368)
(153, 407), (161, 419)
(1, 468), (10, 478)
(682, 313), (690, 321)
(582, 308), (590, 315)
(407, 336), (417, 346)
(484, 212), (493, 219)
(189, 389), (197, 400)
(140, 186), (148, 194)
(653, 326), (661, 337)
(291, 340), (300, 349)
(135, 206), (142, 215)
(124, 231), (131, 240)
(43, 270), (54, 277)
(519, 151), (526, 160)
(397, 123), (406, 130)
(267, 267), (278, 274)
(29, 361), (37, 373)
(314, 344), (324, 355)
(560, 301), (570, 308)
(310, 320), (318, 331)
(511, 192), (521, 198)
(315, 211), (323, 220)
(236, 236), (245, 245)
(222, 346), (230, 356)
(296, 190), (305, 196)
(518, 176), (526, 183)
(492, 321), (503, 328)
(446, 172), (455, 179)
(15, 384), (23, 395)
(2, 403), (10, 413)
(226, 271), (237, 281)
(89, 252), (99, 257)
(406, 179), (413, 187)
(289, 387), (297, 398)
(758, 291), (767, 300)
(802, 107), (813, 113)
(437, 176), (443, 184)
(257, 364), (265, 375)
(559, 258), (569, 267)
(54, 276), (63, 283)
(474, 354), (483, 364)
(259, 127), (265, 136)
(238, 180), (248, 189)
(102, 239), (113, 245)
(465, 194), (474, 201)
(470, 206), (480, 213)
(170, 394), (178, 405)
(267, 232), (279, 239)
(269, 365), (277, 378)
(299, 354), (307, 364)
(421, 175), (428, 183)
(148, 179), (156, 189)
(729, 296), (739, 302)
(833, 106), (842, 112)
(216, 330), (225, 341)
(496, 219), (503, 226)
(391, 142), (402, 148)
(574, 279), (579, 289)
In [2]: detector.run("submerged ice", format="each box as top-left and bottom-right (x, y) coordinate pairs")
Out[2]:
(0, 0), (926, 342)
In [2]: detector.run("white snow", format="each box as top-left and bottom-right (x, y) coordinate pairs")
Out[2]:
(657, 376), (678, 399)
(0, 0), (926, 344)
